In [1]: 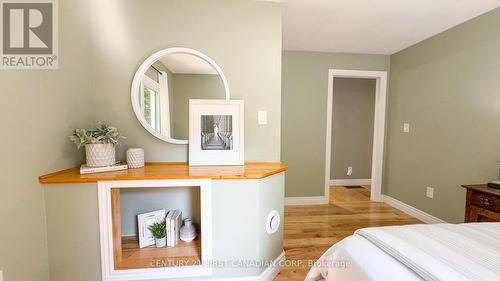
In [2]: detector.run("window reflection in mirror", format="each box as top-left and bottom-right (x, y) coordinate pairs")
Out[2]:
(137, 53), (226, 141)
(143, 87), (159, 131)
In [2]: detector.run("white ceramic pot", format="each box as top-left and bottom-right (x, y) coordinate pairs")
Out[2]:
(180, 218), (197, 242)
(85, 143), (116, 167)
(155, 236), (166, 248)
(127, 148), (145, 168)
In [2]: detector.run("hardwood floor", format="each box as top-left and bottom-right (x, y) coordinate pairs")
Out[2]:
(273, 186), (421, 281)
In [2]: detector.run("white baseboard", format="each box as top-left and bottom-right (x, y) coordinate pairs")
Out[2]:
(203, 251), (285, 281)
(330, 179), (371, 186)
(259, 251), (286, 281)
(382, 195), (446, 224)
(285, 196), (328, 205)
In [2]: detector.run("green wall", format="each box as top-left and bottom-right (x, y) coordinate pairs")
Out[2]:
(0, 1), (92, 281)
(281, 51), (390, 197)
(44, 184), (101, 281)
(0, 1), (281, 281)
(385, 7), (500, 223)
(331, 78), (375, 180)
(171, 74), (225, 139)
(120, 187), (201, 236)
(90, 0), (282, 162)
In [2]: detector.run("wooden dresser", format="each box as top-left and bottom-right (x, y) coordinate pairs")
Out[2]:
(462, 184), (500, 222)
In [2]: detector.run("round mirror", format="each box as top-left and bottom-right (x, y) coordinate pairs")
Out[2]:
(131, 48), (230, 144)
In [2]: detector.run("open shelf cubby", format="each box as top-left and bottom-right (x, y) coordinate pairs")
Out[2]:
(110, 186), (202, 270)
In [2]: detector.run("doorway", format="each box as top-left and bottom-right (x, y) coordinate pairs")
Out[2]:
(324, 70), (387, 203)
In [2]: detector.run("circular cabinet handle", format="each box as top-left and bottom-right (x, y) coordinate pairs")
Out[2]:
(266, 210), (280, 234)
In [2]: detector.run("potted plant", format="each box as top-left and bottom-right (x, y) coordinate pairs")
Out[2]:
(148, 221), (167, 247)
(69, 123), (126, 167)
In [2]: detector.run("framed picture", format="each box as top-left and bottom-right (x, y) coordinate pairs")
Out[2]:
(137, 209), (166, 248)
(189, 99), (244, 166)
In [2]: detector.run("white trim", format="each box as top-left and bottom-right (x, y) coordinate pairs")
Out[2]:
(98, 179), (213, 281)
(131, 47), (231, 145)
(325, 69), (388, 203)
(325, 70), (334, 204)
(382, 195), (446, 224)
(142, 75), (159, 92)
(330, 179), (372, 186)
(285, 196), (328, 206)
(182, 251), (285, 281)
(255, 251), (285, 281)
(158, 71), (171, 137)
(141, 76), (161, 132)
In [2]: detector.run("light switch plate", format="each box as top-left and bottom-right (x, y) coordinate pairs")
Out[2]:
(258, 111), (267, 125)
(0, 270), (3, 281)
(403, 123), (410, 133)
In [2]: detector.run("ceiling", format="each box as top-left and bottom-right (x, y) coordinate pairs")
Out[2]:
(159, 53), (217, 75)
(281, 0), (500, 54)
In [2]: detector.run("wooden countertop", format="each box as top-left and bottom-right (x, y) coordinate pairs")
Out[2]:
(462, 184), (500, 197)
(39, 162), (288, 184)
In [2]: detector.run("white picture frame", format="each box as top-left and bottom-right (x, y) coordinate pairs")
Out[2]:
(137, 209), (166, 248)
(189, 99), (244, 166)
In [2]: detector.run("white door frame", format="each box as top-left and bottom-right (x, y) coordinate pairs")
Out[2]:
(325, 69), (388, 202)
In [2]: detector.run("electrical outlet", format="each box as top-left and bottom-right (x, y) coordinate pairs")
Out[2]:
(426, 187), (434, 198)
(403, 123), (410, 133)
(258, 111), (267, 125)
(0, 270), (3, 281)
(347, 166), (353, 176)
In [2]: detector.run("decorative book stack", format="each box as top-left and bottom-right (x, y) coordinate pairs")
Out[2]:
(80, 162), (128, 174)
(166, 210), (182, 246)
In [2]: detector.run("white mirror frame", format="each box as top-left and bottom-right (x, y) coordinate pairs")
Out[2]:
(131, 47), (230, 145)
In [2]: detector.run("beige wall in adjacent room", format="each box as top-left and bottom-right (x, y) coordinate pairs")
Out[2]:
(281, 51), (389, 197)
(385, 7), (500, 223)
(331, 78), (376, 180)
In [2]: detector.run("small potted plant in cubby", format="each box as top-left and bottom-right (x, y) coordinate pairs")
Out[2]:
(148, 221), (167, 248)
(69, 123), (125, 167)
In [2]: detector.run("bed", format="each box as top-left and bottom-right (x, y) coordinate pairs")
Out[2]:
(305, 223), (500, 281)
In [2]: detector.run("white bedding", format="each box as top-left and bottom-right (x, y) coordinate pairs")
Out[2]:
(306, 223), (500, 281)
(305, 234), (423, 281)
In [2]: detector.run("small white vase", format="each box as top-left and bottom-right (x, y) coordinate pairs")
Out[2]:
(85, 143), (116, 167)
(155, 236), (166, 248)
(127, 148), (144, 168)
(180, 218), (197, 242)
